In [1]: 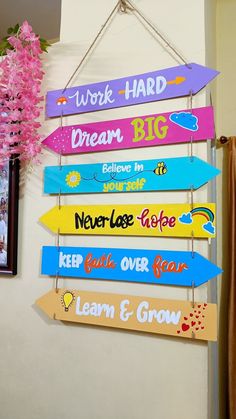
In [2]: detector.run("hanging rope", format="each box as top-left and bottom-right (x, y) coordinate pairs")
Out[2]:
(63, 0), (190, 92)
(62, 1), (120, 92)
(125, 0), (190, 67)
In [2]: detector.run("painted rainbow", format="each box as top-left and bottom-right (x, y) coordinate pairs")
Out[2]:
(191, 207), (214, 222)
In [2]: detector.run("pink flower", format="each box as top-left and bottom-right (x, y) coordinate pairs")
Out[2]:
(8, 36), (23, 50)
(19, 21), (34, 41)
(0, 20), (44, 164)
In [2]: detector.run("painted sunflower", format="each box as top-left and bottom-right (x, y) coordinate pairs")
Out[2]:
(65, 171), (81, 188)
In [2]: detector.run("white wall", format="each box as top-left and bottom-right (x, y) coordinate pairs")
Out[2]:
(0, 0), (61, 40)
(0, 1), (218, 419)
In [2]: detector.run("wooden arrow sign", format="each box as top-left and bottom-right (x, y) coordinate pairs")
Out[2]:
(39, 203), (216, 238)
(43, 106), (214, 155)
(46, 64), (219, 117)
(36, 288), (217, 341)
(44, 157), (220, 195)
(41, 246), (222, 287)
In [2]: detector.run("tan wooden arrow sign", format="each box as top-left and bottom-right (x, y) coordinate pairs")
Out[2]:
(36, 288), (217, 341)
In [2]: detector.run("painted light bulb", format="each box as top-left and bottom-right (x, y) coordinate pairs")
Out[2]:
(62, 291), (74, 312)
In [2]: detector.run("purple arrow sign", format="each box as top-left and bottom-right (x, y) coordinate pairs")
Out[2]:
(42, 106), (215, 155)
(46, 63), (219, 118)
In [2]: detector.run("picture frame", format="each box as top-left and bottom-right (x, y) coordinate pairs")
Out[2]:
(0, 158), (19, 275)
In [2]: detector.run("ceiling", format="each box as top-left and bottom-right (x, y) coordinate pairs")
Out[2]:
(0, 0), (61, 41)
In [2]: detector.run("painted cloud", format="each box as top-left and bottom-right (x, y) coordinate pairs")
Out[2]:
(169, 112), (199, 131)
(202, 221), (215, 235)
(178, 212), (193, 224)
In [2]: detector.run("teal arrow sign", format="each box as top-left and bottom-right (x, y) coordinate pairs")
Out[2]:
(41, 246), (222, 287)
(44, 156), (220, 194)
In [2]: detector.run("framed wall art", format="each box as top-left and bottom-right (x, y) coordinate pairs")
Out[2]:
(0, 158), (19, 275)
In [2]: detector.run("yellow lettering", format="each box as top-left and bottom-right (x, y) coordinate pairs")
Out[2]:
(145, 117), (155, 141)
(154, 116), (168, 139)
(131, 118), (146, 142)
(131, 116), (169, 143)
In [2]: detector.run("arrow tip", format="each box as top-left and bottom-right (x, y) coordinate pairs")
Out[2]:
(189, 63), (220, 93)
(36, 290), (56, 319)
(42, 128), (64, 155)
(39, 206), (60, 234)
(191, 157), (221, 189)
(194, 252), (223, 286)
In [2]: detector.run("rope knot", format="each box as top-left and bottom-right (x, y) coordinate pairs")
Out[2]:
(119, 0), (132, 13)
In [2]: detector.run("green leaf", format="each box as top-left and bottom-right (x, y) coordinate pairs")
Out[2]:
(0, 39), (10, 49)
(13, 23), (20, 33)
(39, 38), (51, 52)
(7, 27), (13, 34)
(40, 44), (48, 52)
(1, 23), (51, 54)
(0, 38), (12, 55)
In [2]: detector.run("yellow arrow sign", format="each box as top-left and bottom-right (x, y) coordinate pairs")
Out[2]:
(36, 288), (217, 341)
(39, 203), (216, 238)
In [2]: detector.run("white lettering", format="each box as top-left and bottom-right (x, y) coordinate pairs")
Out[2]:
(136, 301), (149, 323)
(120, 257), (149, 272)
(136, 79), (146, 97)
(146, 77), (155, 95)
(72, 254), (83, 268)
(120, 299), (133, 321)
(155, 76), (167, 94)
(69, 84), (115, 108)
(76, 297), (115, 318)
(136, 301), (181, 325)
(125, 79), (137, 100)
(71, 128), (123, 149)
(102, 163), (131, 174)
(124, 76), (167, 100)
(59, 252), (83, 268)
(134, 162), (144, 172)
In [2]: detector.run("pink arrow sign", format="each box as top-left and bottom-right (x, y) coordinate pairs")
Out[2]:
(43, 106), (214, 155)
(46, 63), (219, 117)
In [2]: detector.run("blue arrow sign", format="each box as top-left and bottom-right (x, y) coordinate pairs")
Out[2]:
(41, 246), (222, 287)
(44, 156), (220, 194)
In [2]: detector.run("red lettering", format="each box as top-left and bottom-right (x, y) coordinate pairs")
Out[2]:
(136, 208), (150, 227)
(84, 253), (116, 274)
(162, 261), (168, 271)
(152, 255), (188, 279)
(169, 216), (176, 227)
(136, 208), (176, 232)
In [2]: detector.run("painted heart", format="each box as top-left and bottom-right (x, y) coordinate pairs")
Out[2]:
(184, 317), (188, 320)
(196, 327), (199, 331)
(190, 313), (193, 317)
(198, 311), (201, 314)
(181, 323), (190, 332)
(201, 326), (205, 330)
(198, 321), (201, 325)
(204, 303), (207, 307)
(177, 330), (180, 334)
(196, 315), (199, 318)
(202, 315), (205, 318)
(194, 310), (197, 313)
(191, 321), (196, 326)
(198, 305), (201, 308)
